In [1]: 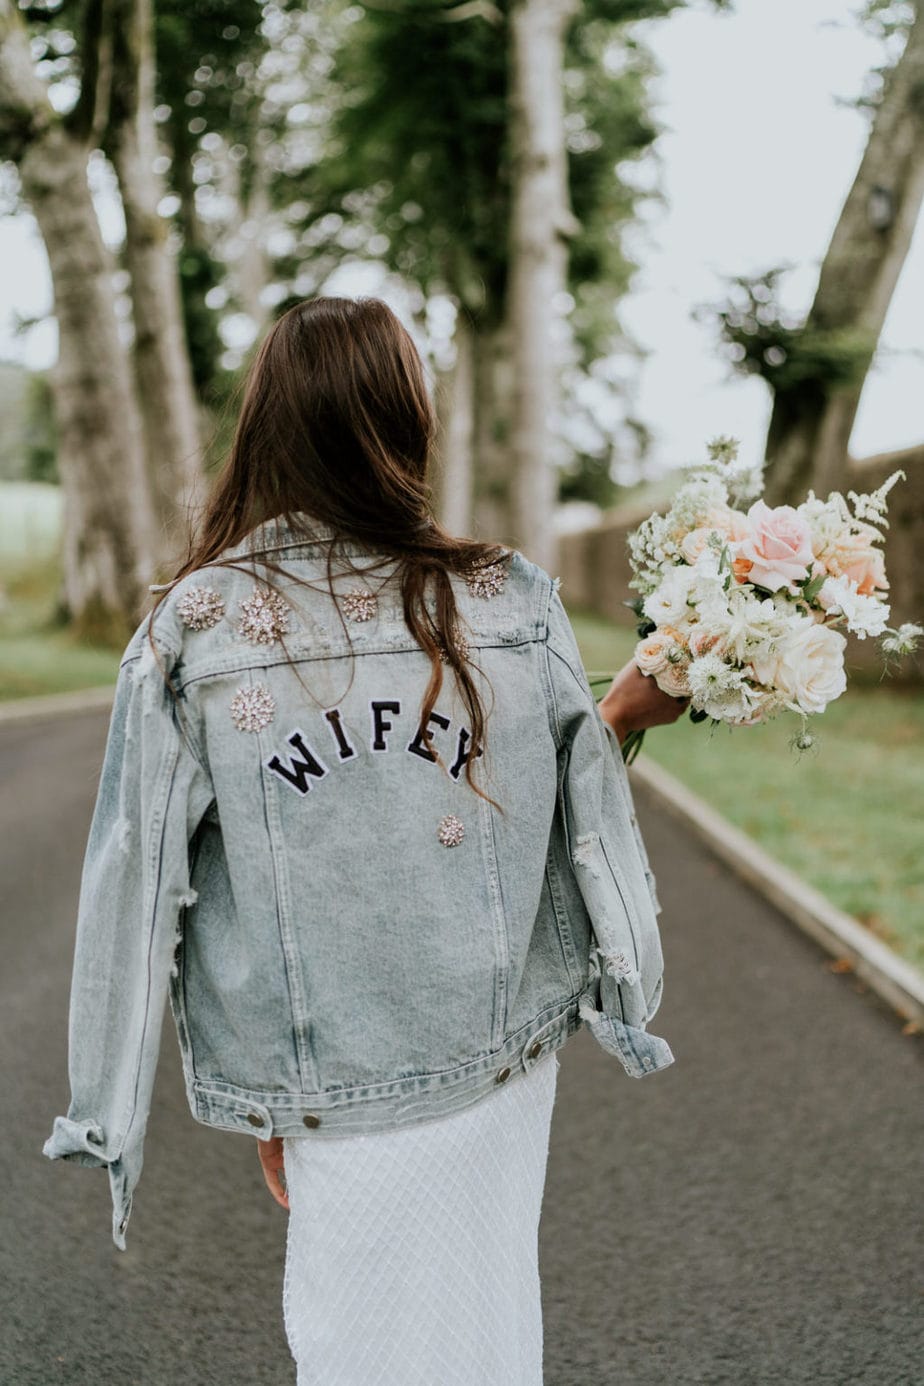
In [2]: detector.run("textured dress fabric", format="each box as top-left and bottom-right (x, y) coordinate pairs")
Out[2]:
(281, 1050), (560, 1385)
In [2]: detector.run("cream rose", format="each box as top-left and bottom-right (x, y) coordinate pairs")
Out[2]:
(737, 499), (815, 592)
(654, 659), (692, 698)
(679, 527), (716, 565)
(752, 621), (847, 715)
(634, 632), (673, 677)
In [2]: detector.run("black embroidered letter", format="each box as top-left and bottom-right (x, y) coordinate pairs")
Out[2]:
(370, 699), (401, 752)
(406, 710), (451, 763)
(449, 726), (483, 780)
(324, 708), (356, 761)
(265, 730), (330, 795)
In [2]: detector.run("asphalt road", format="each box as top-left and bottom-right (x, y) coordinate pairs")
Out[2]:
(1, 708), (921, 1386)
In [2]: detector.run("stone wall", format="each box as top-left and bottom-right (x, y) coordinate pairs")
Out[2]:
(556, 447), (924, 684)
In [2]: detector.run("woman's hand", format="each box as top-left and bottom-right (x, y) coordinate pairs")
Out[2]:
(257, 1135), (289, 1210)
(596, 658), (690, 745)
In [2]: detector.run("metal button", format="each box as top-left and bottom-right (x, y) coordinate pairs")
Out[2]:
(246, 1113), (265, 1127)
(302, 1113), (321, 1129)
(527, 1040), (542, 1059)
(495, 1066), (511, 1084)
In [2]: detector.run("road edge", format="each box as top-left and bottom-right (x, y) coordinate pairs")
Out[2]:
(0, 684), (115, 725)
(630, 751), (924, 1029)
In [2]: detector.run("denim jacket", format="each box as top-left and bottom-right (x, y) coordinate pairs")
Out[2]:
(42, 513), (674, 1250)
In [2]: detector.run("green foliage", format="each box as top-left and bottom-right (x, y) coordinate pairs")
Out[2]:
(708, 268), (876, 396)
(0, 368), (56, 484)
(154, 0), (266, 396)
(23, 373), (57, 483)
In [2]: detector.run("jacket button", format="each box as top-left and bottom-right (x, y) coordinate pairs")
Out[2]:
(527, 1041), (542, 1059)
(246, 1113), (265, 1127)
(302, 1113), (321, 1129)
(495, 1066), (511, 1084)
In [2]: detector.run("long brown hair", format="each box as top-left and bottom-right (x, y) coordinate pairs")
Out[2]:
(149, 295), (509, 811)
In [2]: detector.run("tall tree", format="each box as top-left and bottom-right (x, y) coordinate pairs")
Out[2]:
(718, 3), (924, 505)
(507, 0), (579, 570)
(104, 0), (206, 546)
(277, 0), (681, 552)
(0, 0), (157, 639)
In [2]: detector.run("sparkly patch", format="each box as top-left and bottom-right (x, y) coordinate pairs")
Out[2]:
(177, 585), (225, 630)
(230, 683), (276, 732)
(438, 626), (471, 664)
(465, 558), (509, 599)
(341, 589), (378, 622)
(437, 814), (465, 847)
(239, 587), (291, 645)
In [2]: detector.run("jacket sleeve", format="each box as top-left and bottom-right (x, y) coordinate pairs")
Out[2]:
(544, 582), (674, 1079)
(41, 630), (214, 1250)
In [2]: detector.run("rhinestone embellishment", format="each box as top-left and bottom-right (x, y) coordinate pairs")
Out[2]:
(229, 683), (276, 732)
(465, 558), (509, 599)
(238, 587), (291, 645)
(438, 627), (471, 664)
(341, 589), (378, 622)
(176, 585), (225, 630)
(437, 814), (465, 847)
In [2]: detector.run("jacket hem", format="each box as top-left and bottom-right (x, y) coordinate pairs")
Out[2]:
(188, 995), (585, 1139)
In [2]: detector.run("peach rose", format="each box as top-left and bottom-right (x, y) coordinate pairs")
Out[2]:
(688, 627), (726, 658)
(702, 505), (750, 542)
(832, 540), (888, 595)
(634, 632), (672, 677)
(655, 659), (692, 698)
(737, 500), (814, 592)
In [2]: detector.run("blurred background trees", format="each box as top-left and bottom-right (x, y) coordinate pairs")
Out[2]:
(0, 0), (921, 641)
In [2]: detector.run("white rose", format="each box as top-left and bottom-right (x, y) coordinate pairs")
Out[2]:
(752, 621), (847, 715)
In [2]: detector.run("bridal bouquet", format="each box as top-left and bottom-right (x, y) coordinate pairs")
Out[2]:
(592, 438), (921, 763)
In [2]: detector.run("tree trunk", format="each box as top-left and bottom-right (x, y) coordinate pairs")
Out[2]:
(105, 0), (205, 555)
(471, 318), (517, 545)
(433, 312), (475, 536)
(21, 126), (157, 640)
(506, 0), (579, 571)
(0, 0), (157, 639)
(765, 7), (924, 504)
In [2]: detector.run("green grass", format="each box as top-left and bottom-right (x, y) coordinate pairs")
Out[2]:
(0, 482), (120, 698)
(569, 608), (924, 971)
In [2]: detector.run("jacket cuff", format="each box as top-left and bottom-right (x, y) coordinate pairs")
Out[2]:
(42, 1115), (109, 1166)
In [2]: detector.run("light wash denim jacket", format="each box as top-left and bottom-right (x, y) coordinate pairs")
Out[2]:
(42, 513), (674, 1250)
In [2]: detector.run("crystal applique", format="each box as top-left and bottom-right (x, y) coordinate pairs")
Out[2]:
(437, 814), (465, 847)
(229, 683), (276, 732)
(438, 626), (471, 664)
(341, 589), (378, 622)
(465, 558), (509, 599)
(238, 587), (291, 645)
(176, 585), (225, 630)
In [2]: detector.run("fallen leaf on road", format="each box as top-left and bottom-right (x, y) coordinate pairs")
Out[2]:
(901, 1020), (920, 1036)
(826, 957), (854, 974)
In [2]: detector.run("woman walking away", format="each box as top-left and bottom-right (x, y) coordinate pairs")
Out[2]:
(43, 296), (686, 1385)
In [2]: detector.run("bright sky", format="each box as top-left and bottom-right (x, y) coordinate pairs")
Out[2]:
(1, 0), (922, 475)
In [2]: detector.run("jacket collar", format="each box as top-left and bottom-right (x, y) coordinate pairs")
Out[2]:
(221, 512), (362, 560)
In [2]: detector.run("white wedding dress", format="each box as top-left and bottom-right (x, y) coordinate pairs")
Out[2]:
(281, 1050), (560, 1385)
